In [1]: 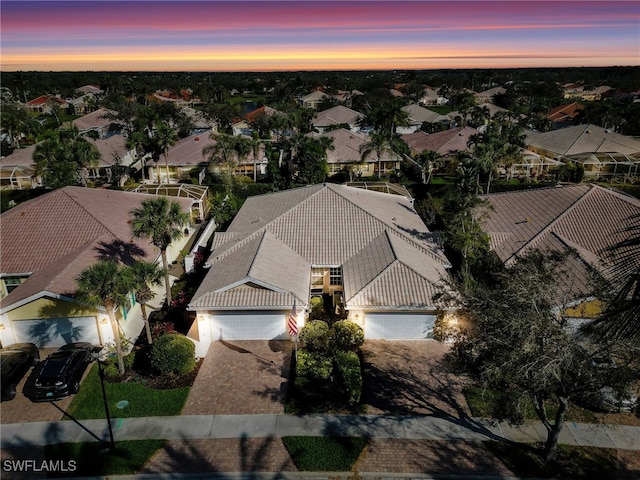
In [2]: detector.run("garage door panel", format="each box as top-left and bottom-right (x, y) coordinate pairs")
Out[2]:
(211, 312), (287, 341)
(13, 317), (100, 347)
(365, 313), (435, 340)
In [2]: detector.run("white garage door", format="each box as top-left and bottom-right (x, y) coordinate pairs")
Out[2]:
(364, 312), (435, 340)
(13, 317), (100, 348)
(210, 312), (288, 340)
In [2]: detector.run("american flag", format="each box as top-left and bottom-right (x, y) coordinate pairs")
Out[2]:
(287, 302), (298, 337)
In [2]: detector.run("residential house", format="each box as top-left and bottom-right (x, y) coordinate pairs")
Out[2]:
(25, 95), (69, 114)
(0, 187), (195, 348)
(309, 128), (402, 178)
(398, 104), (451, 134)
(419, 88), (448, 106)
(149, 132), (265, 184)
(75, 85), (104, 95)
(72, 108), (119, 139)
(86, 135), (136, 186)
(231, 105), (286, 139)
(474, 86), (506, 104)
(0, 144), (39, 190)
(481, 184), (640, 324)
(563, 84), (614, 101)
(186, 183), (451, 355)
(547, 102), (584, 129)
(402, 126), (478, 171)
(526, 124), (640, 181)
(300, 90), (328, 109)
(182, 107), (217, 135)
(312, 105), (364, 134)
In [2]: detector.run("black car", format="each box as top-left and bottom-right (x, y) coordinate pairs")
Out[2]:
(1, 343), (40, 401)
(32, 342), (95, 402)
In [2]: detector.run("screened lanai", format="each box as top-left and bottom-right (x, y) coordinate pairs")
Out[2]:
(126, 183), (209, 221)
(564, 152), (640, 182)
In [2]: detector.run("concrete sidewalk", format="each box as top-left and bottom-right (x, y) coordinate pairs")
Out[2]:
(2, 414), (640, 451)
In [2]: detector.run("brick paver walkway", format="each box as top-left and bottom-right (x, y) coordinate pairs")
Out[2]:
(182, 340), (292, 415)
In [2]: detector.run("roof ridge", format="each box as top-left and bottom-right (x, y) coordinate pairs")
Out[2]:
(59, 187), (117, 239)
(507, 184), (596, 263)
(563, 124), (591, 155)
(344, 231), (396, 303)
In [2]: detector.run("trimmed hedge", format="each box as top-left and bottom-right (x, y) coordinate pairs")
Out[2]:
(330, 320), (364, 352)
(150, 333), (196, 375)
(299, 320), (330, 353)
(296, 350), (332, 380)
(335, 351), (362, 405)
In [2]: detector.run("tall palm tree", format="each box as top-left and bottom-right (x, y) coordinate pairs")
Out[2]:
(359, 132), (404, 179)
(155, 122), (177, 184)
(130, 197), (190, 305)
(131, 261), (166, 345)
(76, 260), (133, 375)
(202, 133), (251, 176)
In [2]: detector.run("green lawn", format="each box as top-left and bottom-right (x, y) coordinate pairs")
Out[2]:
(282, 436), (367, 471)
(45, 440), (165, 477)
(65, 364), (190, 420)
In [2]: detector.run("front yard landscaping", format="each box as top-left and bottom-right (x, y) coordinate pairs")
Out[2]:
(282, 436), (368, 471)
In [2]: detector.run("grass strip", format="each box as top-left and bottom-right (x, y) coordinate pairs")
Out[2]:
(65, 364), (190, 420)
(282, 436), (367, 471)
(45, 439), (165, 477)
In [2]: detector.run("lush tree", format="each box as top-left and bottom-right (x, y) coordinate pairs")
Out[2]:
(154, 121), (177, 184)
(33, 125), (101, 188)
(131, 261), (166, 345)
(442, 250), (636, 462)
(130, 197), (190, 305)
(76, 260), (133, 375)
(203, 132), (251, 175)
(359, 132), (406, 179)
(290, 134), (332, 185)
(414, 150), (442, 184)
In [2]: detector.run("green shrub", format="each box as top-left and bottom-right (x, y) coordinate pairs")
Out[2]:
(330, 320), (364, 352)
(309, 296), (324, 319)
(299, 320), (330, 353)
(296, 350), (332, 380)
(103, 363), (120, 379)
(150, 333), (196, 375)
(335, 351), (362, 405)
(123, 351), (136, 370)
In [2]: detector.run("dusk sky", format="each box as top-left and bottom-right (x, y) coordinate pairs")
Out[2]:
(1, 1), (639, 72)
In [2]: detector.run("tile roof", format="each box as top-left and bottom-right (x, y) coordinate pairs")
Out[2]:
(87, 135), (130, 167)
(310, 129), (400, 164)
(312, 106), (363, 128)
(526, 124), (640, 157)
(190, 184), (450, 310)
(402, 127), (477, 156)
(0, 144), (38, 168)
(402, 104), (449, 124)
(481, 184), (640, 290)
(72, 108), (115, 131)
(547, 102), (583, 122)
(166, 132), (261, 167)
(0, 186), (193, 310)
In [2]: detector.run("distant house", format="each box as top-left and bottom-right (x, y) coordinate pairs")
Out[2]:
(25, 95), (68, 114)
(86, 135), (136, 186)
(419, 88), (447, 106)
(563, 84), (613, 101)
(186, 183), (451, 355)
(72, 108), (119, 139)
(309, 128), (402, 178)
(481, 184), (640, 322)
(312, 105), (364, 134)
(398, 104), (450, 134)
(402, 126), (478, 161)
(474, 86), (506, 104)
(0, 144), (39, 190)
(0, 187), (195, 349)
(300, 90), (328, 109)
(547, 102), (584, 129)
(231, 105), (286, 138)
(151, 132), (265, 184)
(75, 85), (104, 95)
(525, 124), (640, 180)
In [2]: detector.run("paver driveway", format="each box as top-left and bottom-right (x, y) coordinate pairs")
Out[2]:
(182, 340), (292, 415)
(362, 340), (471, 418)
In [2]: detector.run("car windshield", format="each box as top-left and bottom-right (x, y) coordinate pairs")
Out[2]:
(40, 352), (71, 379)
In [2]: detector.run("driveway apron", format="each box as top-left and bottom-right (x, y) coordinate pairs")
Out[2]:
(181, 340), (292, 415)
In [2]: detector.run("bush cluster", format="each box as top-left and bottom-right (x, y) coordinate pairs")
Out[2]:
(296, 320), (364, 406)
(150, 333), (196, 375)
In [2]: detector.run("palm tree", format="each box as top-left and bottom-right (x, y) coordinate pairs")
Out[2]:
(76, 260), (133, 375)
(202, 133), (251, 176)
(155, 122), (177, 184)
(126, 130), (148, 183)
(359, 132), (404, 179)
(130, 197), (190, 305)
(131, 261), (166, 345)
(415, 150), (442, 184)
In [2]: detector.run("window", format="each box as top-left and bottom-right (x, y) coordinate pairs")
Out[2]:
(311, 268), (324, 287)
(4, 277), (23, 294)
(329, 267), (342, 286)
